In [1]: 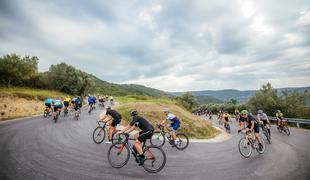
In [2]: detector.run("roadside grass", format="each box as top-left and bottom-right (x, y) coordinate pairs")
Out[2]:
(115, 95), (174, 105)
(115, 102), (219, 139)
(0, 87), (69, 101)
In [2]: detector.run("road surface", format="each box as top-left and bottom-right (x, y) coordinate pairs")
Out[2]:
(0, 108), (309, 180)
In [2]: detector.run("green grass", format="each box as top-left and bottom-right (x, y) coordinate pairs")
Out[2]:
(115, 100), (219, 139)
(0, 87), (69, 101)
(115, 95), (175, 105)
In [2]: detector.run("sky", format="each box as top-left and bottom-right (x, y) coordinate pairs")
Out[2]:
(0, 0), (310, 91)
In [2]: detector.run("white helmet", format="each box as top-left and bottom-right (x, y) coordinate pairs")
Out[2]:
(163, 108), (170, 113)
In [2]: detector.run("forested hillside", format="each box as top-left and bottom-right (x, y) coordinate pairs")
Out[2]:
(0, 54), (166, 97)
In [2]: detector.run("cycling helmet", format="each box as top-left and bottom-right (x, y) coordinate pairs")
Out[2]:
(258, 110), (263, 114)
(241, 110), (248, 115)
(277, 110), (281, 113)
(106, 107), (111, 111)
(131, 110), (138, 116)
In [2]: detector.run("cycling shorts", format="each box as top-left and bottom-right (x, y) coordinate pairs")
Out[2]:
(64, 101), (69, 107)
(53, 106), (61, 112)
(138, 130), (153, 143)
(171, 122), (180, 132)
(45, 103), (51, 109)
(111, 118), (121, 127)
(247, 123), (259, 133)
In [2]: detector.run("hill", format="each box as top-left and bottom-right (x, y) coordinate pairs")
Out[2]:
(170, 87), (310, 103)
(114, 97), (219, 139)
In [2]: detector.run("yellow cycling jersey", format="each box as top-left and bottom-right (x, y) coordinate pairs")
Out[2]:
(276, 112), (283, 118)
(64, 97), (71, 102)
(223, 114), (230, 119)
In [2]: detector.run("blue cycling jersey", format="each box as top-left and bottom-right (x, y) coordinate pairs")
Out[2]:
(88, 97), (95, 103)
(45, 98), (53, 104)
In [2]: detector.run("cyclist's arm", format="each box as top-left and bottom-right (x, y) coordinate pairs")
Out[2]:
(250, 121), (254, 132)
(121, 125), (135, 134)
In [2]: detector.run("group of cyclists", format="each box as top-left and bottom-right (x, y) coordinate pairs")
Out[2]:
(44, 96), (83, 121)
(97, 106), (182, 165)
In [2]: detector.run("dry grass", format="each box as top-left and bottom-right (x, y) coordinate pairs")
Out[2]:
(0, 95), (44, 120)
(115, 102), (219, 139)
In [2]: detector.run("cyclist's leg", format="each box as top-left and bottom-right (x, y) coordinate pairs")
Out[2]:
(108, 118), (120, 141)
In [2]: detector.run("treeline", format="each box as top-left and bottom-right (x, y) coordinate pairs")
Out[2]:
(194, 83), (310, 119)
(0, 54), (166, 97)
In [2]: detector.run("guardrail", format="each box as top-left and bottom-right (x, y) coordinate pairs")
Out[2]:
(268, 116), (310, 128)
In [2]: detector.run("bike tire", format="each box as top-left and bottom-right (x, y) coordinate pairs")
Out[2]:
(256, 138), (265, 154)
(92, 127), (106, 144)
(264, 131), (271, 144)
(277, 126), (282, 133)
(108, 142), (130, 168)
(284, 126), (290, 136)
(175, 133), (189, 150)
(150, 131), (165, 147)
(238, 137), (252, 158)
(143, 146), (166, 173)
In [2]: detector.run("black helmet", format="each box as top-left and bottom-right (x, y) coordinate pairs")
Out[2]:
(106, 107), (111, 111)
(131, 110), (138, 116)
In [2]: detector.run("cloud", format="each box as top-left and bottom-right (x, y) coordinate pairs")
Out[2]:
(0, 0), (310, 91)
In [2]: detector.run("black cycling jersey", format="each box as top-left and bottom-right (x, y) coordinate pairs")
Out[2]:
(106, 109), (122, 119)
(130, 116), (154, 132)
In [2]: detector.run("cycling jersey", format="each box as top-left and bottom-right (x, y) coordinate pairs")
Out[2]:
(53, 100), (63, 108)
(64, 97), (71, 102)
(74, 98), (82, 107)
(45, 98), (53, 105)
(276, 112), (284, 119)
(257, 113), (268, 121)
(245, 114), (259, 133)
(88, 97), (95, 104)
(106, 109), (122, 120)
(130, 116), (154, 132)
(166, 113), (180, 124)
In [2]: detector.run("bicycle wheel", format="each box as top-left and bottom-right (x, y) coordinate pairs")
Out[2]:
(92, 127), (105, 144)
(277, 125), (282, 133)
(284, 126), (290, 136)
(150, 131), (165, 147)
(175, 133), (189, 150)
(108, 142), (130, 168)
(256, 138), (265, 154)
(143, 146), (166, 173)
(238, 137), (252, 158)
(264, 131), (271, 144)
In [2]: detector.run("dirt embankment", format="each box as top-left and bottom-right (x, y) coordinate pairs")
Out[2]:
(0, 95), (44, 121)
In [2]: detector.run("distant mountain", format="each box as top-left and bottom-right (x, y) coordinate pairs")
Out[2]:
(169, 87), (310, 103)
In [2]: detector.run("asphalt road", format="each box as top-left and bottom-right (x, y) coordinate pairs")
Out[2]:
(0, 108), (309, 180)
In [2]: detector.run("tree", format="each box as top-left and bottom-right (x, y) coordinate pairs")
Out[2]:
(177, 92), (198, 111)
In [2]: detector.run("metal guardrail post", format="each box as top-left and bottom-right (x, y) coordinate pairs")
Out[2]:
(296, 122), (300, 128)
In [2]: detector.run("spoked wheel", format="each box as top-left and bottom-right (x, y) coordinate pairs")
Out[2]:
(283, 126), (290, 136)
(277, 125), (283, 133)
(238, 137), (252, 158)
(108, 142), (130, 168)
(92, 127), (106, 144)
(175, 133), (189, 150)
(111, 130), (126, 147)
(256, 138), (265, 154)
(143, 146), (166, 173)
(264, 131), (271, 144)
(150, 131), (165, 147)
(44, 110), (48, 118)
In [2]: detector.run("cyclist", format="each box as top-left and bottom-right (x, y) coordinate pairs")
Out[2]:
(99, 107), (122, 143)
(52, 97), (63, 119)
(109, 95), (114, 106)
(276, 110), (284, 127)
(257, 110), (271, 135)
(74, 96), (83, 115)
(240, 110), (263, 150)
(44, 97), (53, 114)
(88, 95), (96, 112)
(63, 97), (71, 111)
(223, 111), (230, 126)
(235, 109), (240, 121)
(117, 110), (154, 165)
(160, 108), (181, 146)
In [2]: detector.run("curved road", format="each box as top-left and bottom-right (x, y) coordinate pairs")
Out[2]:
(0, 108), (309, 180)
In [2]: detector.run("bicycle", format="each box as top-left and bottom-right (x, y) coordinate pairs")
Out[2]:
(277, 119), (290, 136)
(238, 129), (265, 158)
(63, 108), (69, 117)
(92, 121), (120, 144)
(88, 104), (95, 114)
(261, 124), (271, 144)
(108, 133), (166, 173)
(224, 121), (231, 133)
(43, 107), (51, 118)
(53, 109), (60, 123)
(150, 124), (189, 150)
(75, 108), (81, 120)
